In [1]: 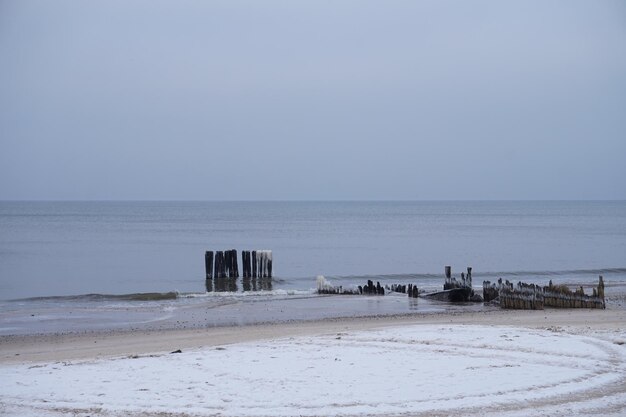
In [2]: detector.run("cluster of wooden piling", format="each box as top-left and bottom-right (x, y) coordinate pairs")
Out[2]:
(204, 249), (273, 292)
(315, 276), (420, 297)
(212, 250), (239, 279)
(205, 250), (272, 281)
(444, 266), (473, 290)
(407, 284), (419, 298)
(388, 284), (419, 298)
(482, 278), (505, 302)
(359, 280), (385, 295)
(483, 276), (606, 310)
(499, 282), (544, 310)
(543, 277), (605, 309)
(317, 286), (360, 295)
(240, 250), (272, 278)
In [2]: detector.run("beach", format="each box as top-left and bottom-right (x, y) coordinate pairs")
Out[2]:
(1, 201), (625, 415)
(3, 0), (625, 413)
(2, 308), (625, 416)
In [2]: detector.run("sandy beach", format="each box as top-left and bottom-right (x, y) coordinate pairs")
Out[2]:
(1, 308), (625, 416)
(1, 308), (625, 364)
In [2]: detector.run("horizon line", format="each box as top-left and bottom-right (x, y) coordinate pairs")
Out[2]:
(1, 199), (625, 203)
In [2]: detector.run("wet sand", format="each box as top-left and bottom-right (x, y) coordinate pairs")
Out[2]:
(2, 308), (625, 365)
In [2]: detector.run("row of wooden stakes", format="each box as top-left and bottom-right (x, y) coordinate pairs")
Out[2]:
(482, 276), (606, 310)
(205, 250), (273, 280)
(316, 276), (420, 298)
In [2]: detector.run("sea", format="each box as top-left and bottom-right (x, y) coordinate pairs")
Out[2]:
(1, 201), (625, 335)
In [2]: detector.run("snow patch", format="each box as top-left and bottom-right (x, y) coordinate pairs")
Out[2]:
(1, 325), (625, 417)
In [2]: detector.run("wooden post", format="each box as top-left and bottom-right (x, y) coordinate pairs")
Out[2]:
(231, 249), (239, 278)
(222, 250), (230, 278)
(598, 275), (605, 300)
(205, 251), (214, 280)
(246, 250), (251, 278)
(219, 251), (226, 278)
(252, 251), (257, 278)
(256, 250), (271, 278)
(214, 251), (222, 278)
(242, 251), (251, 278)
(241, 251), (246, 278)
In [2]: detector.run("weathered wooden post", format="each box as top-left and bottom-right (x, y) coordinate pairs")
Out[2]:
(598, 275), (605, 300)
(241, 251), (246, 278)
(252, 250), (258, 278)
(232, 249), (239, 278)
(242, 251), (251, 278)
(254, 250), (272, 278)
(445, 266), (452, 279)
(205, 251), (214, 280)
(223, 250), (230, 278)
(258, 251), (264, 278)
(246, 250), (251, 278)
(214, 251), (223, 278)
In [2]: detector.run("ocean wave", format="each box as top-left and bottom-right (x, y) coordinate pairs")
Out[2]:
(12, 291), (180, 302)
(180, 289), (315, 298)
(9, 288), (317, 303)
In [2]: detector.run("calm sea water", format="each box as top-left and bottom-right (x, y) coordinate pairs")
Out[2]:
(1, 201), (625, 300)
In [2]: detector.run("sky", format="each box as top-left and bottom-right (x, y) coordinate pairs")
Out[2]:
(0, 0), (625, 201)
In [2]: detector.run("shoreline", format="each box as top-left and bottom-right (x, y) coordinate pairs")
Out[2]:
(2, 307), (625, 417)
(2, 307), (625, 365)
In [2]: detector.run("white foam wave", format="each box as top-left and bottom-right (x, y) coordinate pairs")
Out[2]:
(180, 289), (315, 298)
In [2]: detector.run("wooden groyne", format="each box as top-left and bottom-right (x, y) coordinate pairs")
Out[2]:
(316, 266), (483, 301)
(424, 266), (480, 302)
(499, 282), (544, 310)
(444, 266), (473, 291)
(543, 277), (605, 309)
(204, 249), (273, 292)
(483, 276), (606, 310)
(316, 276), (419, 297)
(207, 250), (240, 279)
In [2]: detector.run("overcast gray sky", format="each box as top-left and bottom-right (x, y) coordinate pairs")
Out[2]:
(0, 0), (624, 200)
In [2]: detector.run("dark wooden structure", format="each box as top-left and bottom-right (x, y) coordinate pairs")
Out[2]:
(204, 249), (272, 292)
(483, 276), (606, 309)
(423, 266), (475, 302)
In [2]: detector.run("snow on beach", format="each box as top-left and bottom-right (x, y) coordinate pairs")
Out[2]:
(1, 325), (625, 417)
